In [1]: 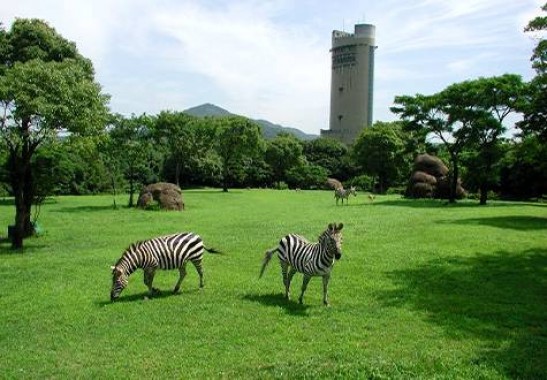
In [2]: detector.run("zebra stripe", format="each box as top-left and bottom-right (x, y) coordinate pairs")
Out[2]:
(110, 232), (220, 301)
(334, 186), (357, 205)
(260, 223), (344, 306)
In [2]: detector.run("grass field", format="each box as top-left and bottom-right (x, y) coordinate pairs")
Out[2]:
(0, 190), (545, 379)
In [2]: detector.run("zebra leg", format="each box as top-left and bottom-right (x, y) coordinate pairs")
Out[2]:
(144, 268), (159, 295)
(192, 259), (205, 289)
(322, 273), (331, 306)
(174, 264), (187, 293)
(298, 275), (312, 304)
(286, 267), (298, 300)
(280, 261), (291, 299)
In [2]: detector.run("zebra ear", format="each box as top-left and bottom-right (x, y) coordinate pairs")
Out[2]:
(328, 223), (334, 230)
(337, 223), (344, 231)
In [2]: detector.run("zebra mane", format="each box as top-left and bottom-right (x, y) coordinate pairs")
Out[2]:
(114, 241), (143, 269)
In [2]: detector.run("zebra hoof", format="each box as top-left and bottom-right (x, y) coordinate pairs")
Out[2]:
(173, 288), (180, 294)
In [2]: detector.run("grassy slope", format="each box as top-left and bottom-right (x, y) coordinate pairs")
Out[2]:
(0, 190), (545, 379)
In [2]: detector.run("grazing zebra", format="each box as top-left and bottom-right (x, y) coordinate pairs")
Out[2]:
(260, 223), (344, 306)
(334, 186), (357, 205)
(110, 232), (221, 301)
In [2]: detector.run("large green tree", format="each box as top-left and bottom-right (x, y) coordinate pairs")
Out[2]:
(153, 111), (216, 187)
(352, 121), (406, 193)
(303, 137), (353, 181)
(0, 19), (109, 249)
(108, 114), (157, 207)
(442, 75), (525, 204)
(264, 132), (303, 187)
(519, 2), (546, 140)
(214, 116), (264, 192)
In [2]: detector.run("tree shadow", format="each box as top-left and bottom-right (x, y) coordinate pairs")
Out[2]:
(0, 238), (47, 255)
(185, 189), (244, 195)
(0, 198), (14, 206)
(242, 292), (310, 316)
(52, 205), (124, 213)
(444, 215), (547, 231)
(376, 248), (547, 378)
(376, 198), (537, 209)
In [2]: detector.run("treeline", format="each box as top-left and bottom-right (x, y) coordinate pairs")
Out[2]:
(6, 108), (545, 204)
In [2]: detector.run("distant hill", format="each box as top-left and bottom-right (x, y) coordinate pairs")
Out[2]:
(183, 103), (318, 141)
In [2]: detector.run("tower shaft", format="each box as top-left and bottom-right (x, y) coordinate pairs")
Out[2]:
(322, 24), (376, 145)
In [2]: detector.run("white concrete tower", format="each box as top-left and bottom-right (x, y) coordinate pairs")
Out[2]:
(321, 23), (376, 145)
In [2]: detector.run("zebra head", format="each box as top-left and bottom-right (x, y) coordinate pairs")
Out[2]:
(323, 223), (344, 260)
(349, 186), (357, 196)
(110, 265), (128, 301)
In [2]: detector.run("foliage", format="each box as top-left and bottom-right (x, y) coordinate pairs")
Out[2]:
(264, 132), (303, 185)
(392, 75), (524, 204)
(0, 192), (545, 378)
(352, 121), (408, 193)
(285, 163), (328, 189)
(519, 3), (547, 141)
(107, 114), (159, 207)
(214, 116), (265, 192)
(153, 111), (216, 187)
(499, 136), (547, 199)
(347, 174), (375, 192)
(303, 137), (351, 180)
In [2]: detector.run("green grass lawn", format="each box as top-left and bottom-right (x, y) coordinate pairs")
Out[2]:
(0, 190), (545, 379)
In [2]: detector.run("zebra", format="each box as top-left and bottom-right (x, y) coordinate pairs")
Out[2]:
(334, 186), (357, 205)
(259, 223), (344, 306)
(110, 232), (221, 301)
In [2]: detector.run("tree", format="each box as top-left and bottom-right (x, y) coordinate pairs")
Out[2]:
(303, 137), (352, 181)
(109, 114), (157, 207)
(286, 164), (328, 190)
(352, 121), (406, 193)
(0, 19), (109, 249)
(264, 133), (303, 187)
(442, 75), (525, 204)
(153, 111), (216, 187)
(214, 116), (264, 192)
(519, 2), (547, 141)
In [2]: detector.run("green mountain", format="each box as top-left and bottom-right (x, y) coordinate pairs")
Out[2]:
(183, 103), (318, 141)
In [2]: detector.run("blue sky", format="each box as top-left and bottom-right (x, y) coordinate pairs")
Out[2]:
(2, 0), (543, 134)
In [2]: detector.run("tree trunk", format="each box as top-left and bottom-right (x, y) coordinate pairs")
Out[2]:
(110, 173), (118, 209)
(10, 152), (33, 250)
(128, 179), (135, 208)
(479, 183), (488, 205)
(449, 156), (459, 204)
(9, 118), (38, 249)
(175, 161), (181, 187)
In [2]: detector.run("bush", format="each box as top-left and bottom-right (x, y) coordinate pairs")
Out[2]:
(348, 175), (374, 191)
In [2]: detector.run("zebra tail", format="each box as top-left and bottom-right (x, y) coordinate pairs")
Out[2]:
(259, 248), (277, 279)
(204, 246), (223, 254)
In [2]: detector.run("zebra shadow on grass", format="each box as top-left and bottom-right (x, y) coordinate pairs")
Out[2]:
(242, 292), (310, 316)
(98, 288), (201, 305)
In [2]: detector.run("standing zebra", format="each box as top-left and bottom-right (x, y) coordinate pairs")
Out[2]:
(110, 232), (221, 301)
(334, 186), (357, 205)
(260, 223), (344, 306)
